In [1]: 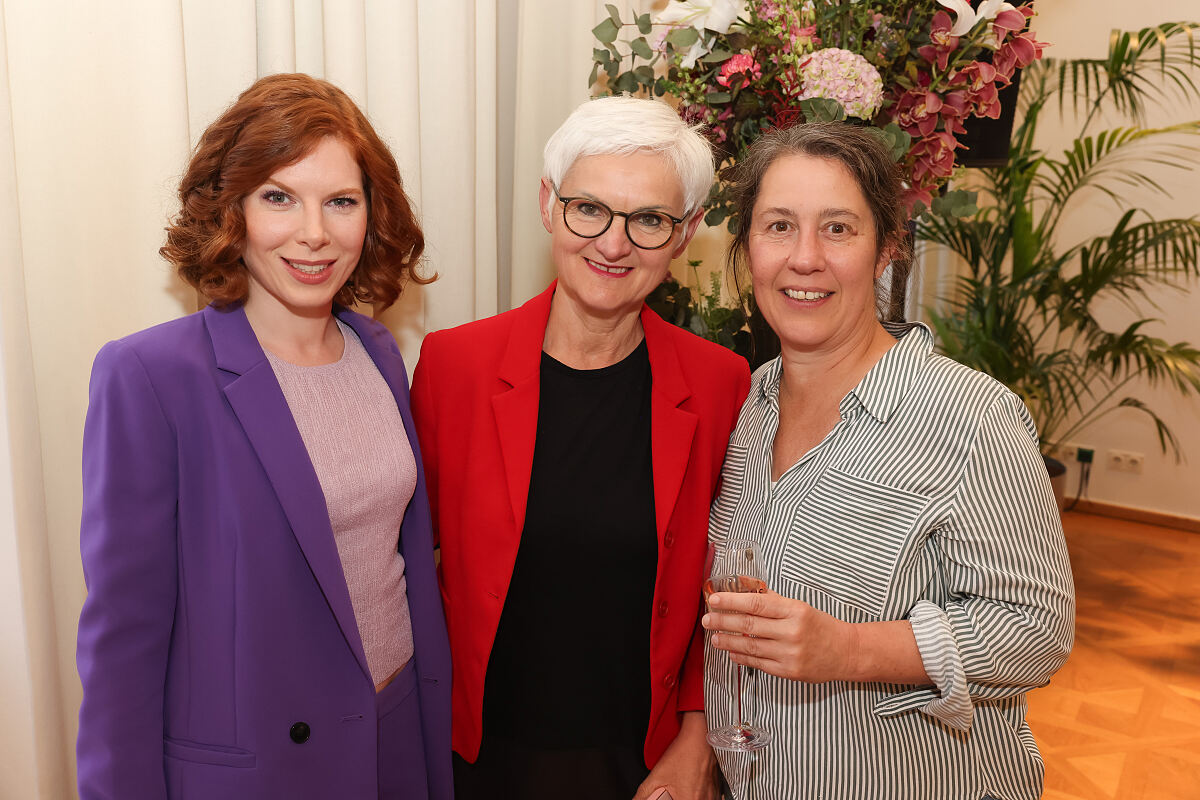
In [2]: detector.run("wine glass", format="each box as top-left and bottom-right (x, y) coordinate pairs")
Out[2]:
(704, 538), (772, 751)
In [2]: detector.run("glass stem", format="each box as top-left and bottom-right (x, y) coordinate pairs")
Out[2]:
(735, 664), (746, 733)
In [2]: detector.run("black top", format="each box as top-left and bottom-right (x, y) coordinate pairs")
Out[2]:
(483, 339), (658, 753)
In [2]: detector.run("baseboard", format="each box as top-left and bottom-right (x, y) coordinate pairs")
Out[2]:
(1068, 499), (1200, 534)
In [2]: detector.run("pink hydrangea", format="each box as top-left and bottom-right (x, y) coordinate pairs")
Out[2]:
(797, 47), (884, 119)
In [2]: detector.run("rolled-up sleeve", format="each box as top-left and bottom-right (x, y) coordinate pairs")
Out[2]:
(876, 393), (1075, 730)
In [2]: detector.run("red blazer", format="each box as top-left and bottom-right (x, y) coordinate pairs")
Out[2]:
(411, 282), (750, 766)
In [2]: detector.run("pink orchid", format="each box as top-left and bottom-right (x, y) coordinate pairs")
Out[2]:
(940, 90), (971, 134)
(919, 11), (959, 71)
(991, 7), (1027, 41)
(995, 29), (1048, 79)
(972, 82), (1002, 118)
(928, 11), (958, 50)
(894, 89), (944, 137)
(911, 131), (961, 182)
(954, 61), (999, 91)
(953, 62), (1003, 117)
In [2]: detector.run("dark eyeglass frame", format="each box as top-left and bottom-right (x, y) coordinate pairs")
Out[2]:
(552, 188), (686, 251)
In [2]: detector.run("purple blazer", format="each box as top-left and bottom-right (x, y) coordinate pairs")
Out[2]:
(76, 304), (452, 799)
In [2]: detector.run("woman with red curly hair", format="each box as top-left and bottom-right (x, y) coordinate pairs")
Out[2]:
(76, 73), (450, 800)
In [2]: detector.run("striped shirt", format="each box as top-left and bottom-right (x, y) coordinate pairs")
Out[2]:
(704, 322), (1075, 800)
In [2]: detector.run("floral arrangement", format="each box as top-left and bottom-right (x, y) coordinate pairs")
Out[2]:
(589, 0), (1048, 225)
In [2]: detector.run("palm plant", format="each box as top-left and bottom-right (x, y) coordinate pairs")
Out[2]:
(917, 21), (1200, 458)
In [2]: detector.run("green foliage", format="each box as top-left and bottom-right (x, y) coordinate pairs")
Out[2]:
(645, 263), (780, 370)
(798, 97), (847, 123)
(866, 122), (913, 162)
(917, 22), (1200, 458)
(647, 262), (748, 351)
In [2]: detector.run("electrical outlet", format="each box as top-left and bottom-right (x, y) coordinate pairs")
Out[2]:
(1076, 447), (1094, 464)
(1055, 442), (1091, 462)
(1106, 449), (1145, 473)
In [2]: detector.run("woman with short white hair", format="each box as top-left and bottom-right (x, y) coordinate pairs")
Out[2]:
(413, 95), (751, 800)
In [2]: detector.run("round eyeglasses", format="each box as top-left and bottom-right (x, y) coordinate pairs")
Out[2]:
(553, 189), (685, 250)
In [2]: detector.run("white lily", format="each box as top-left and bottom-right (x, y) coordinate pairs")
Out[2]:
(653, 0), (748, 36)
(936, 0), (1015, 37)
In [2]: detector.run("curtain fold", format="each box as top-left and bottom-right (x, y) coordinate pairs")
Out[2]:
(0, 3), (70, 796)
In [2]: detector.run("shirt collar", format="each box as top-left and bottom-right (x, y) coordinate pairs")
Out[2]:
(753, 321), (934, 424)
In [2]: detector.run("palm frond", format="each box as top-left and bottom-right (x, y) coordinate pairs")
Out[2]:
(1071, 215), (1200, 303)
(1035, 124), (1200, 223)
(913, 212), (1011, 277)
(1052, 22), (1200, 126)
(1113, 398), (1185, 459)
(1088, 326), (1200, 394)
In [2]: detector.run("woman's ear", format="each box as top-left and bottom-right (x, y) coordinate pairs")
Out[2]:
(538, 179), (555, 234)
(671, 209), (706, 259)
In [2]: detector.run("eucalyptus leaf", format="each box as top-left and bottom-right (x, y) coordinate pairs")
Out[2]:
(705, 206), (728, 227)
(634, 65), (655, 84)
(798, 97), (847, 123)
(630, 37), (654, 60)
(706, 90), (732, 104)
(605, 4), (622, 26)
(637, 13), (653, 35)
(701, 48), (735, 64)
(665, 27), (700, 49)
(592, 17), (619, 44)
(614, 70), (639, 94)
(931, 190), (978, 218)
(866, 122), (912, 162)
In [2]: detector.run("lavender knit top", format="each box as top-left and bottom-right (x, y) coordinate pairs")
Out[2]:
(265, 319), (416, 687)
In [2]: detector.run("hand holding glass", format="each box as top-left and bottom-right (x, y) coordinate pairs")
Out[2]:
(704, 538), (772, 751)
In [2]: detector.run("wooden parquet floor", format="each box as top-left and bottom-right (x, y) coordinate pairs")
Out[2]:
(1027, 512), (1200, 800)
